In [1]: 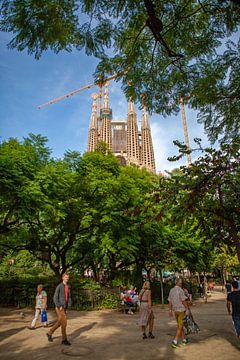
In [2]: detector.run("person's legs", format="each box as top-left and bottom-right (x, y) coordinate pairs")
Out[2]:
(60, 309), (67, 341)
(142, 325), (147, 338)
(31, 309), (40, 328)
(232, 316), (240, 338)
(172, 312), (185, 347)
(148, 311), (155, 338)
(48, 307), (62, 337)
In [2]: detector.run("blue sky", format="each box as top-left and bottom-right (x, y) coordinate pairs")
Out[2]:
(0, 31), (211, 173)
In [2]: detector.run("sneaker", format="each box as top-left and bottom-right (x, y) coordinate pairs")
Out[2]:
(46, 333), (53, 342)
(62, 339), (71, 346)
(171, 341), (178, 349)
(181, 338), (189, 346)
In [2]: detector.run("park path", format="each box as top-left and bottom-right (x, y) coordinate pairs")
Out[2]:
(0, 287), (239, 360)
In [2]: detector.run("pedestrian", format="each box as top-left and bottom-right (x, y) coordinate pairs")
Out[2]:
(168, 277), (190, 348)
(46, 273), (71, 346)
(183, 284), (192, 306)
(227, 280), (240, 339)
(138, 281), (155, 339)
(29, 284), (47, 329)
(198, 282), (204, 298)
(225, 280), (232, 295)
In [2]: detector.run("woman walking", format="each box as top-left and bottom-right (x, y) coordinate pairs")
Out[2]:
(139, 281), (155, 339)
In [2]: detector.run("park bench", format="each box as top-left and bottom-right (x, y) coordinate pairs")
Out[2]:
(120, 302), (138, 314)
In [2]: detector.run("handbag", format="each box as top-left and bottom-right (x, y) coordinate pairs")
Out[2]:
(41, 310), (48, 322)
(183, 312), (200, 335)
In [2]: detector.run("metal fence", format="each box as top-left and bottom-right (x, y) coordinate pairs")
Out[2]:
(0, 280), (120, 310)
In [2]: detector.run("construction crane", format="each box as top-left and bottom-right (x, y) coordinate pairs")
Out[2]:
(38, 70), (127, 109)
(180, 96), (192, 167)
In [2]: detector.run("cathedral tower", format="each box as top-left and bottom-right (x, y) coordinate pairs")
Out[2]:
(127, 98), (140, 166)
(87, 86), (156, 173)
(141, 100), (156, 173)
(99, 82), (112, 149)
(87, 93), (98, 152)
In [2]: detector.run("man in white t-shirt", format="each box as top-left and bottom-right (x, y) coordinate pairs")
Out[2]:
(168, 277), (189, 348)
(29, 284), (47, 329)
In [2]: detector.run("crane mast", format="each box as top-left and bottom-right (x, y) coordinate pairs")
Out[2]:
(180, 96), (192, 166)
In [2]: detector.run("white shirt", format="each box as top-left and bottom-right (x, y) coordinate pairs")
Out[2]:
(168, 285), (186, 312)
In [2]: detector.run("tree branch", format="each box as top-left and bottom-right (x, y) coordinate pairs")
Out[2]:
(144, 0), (184, 58)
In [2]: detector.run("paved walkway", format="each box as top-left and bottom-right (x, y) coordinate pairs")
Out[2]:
(0, 288), (239, 359)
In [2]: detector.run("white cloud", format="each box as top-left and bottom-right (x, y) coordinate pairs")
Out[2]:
(151, 120), (186, 173)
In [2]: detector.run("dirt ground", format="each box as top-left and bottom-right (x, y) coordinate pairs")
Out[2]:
(0, 287), (239, 360)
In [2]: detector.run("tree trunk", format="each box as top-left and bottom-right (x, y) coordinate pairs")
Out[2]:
(132, 261), (143, 291)
(204, 274), (208, 303)
(159, 270), (164, 305)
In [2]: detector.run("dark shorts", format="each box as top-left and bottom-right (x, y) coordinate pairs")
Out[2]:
(232, 315), (240, 337)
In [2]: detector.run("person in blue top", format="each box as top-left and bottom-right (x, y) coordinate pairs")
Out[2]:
(227, 280), (240, 339)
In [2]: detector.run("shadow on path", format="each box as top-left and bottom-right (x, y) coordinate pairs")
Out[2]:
(0, 326), (26, 343)
(70, 322), (97, 340)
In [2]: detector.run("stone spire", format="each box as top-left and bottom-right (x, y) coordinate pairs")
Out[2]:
(127, 98), (140, 165)
(87, 93), (98, 152)
(99, 82), (112, 149)
(103, 81), (109, 109)
(141, 97), (156, 173)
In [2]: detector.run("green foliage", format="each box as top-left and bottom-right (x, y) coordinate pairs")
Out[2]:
(1, 132), (239, 288)
(0, 0), (80, 59)
(1, 1), (240, 142)
(97, 292), (119, 309)
(163, 140), (240, 263)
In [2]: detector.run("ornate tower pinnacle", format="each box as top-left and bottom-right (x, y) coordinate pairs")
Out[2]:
(87, 93), (98, 152)
(141, 95), (156, 173)
(128, 96), (135, 114)
(127, 98), (140, 165)
(99, 81), (112, 149)
(103, 81), (110, 109)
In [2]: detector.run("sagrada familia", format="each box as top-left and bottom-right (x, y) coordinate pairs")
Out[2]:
(87, 82), (156, 173)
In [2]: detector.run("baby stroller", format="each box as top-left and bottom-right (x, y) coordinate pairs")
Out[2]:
(183, 311), (200, 335)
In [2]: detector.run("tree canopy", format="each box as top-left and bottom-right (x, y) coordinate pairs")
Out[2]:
(1, 135), (239, 283)
(1, 0), (240, 143)
(161, 140), (240, 262)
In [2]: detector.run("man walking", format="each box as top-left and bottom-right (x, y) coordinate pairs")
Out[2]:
(227, 280), (240, 339)
(29, 284), (47, 329)
(47, 273), (71, 346)
(168, 277), (189, 348)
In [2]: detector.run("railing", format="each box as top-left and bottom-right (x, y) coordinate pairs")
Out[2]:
(0, 280), (120, 310)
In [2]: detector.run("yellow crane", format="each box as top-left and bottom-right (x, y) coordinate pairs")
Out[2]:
(38, 70), (127, 109)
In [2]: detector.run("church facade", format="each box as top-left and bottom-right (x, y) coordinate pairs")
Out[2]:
(87, 82), (155, 173)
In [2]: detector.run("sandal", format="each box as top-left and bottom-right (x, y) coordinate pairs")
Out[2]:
(148, 332), (155, 339)
(142, 333), (147, 339)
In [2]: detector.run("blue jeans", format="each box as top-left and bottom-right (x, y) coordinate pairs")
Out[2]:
(232, 315), (240, 337)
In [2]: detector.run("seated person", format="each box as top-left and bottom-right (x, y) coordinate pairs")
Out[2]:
(120, 286), (134, 314)
(208, 282), (215, 292)
(128, 285), (140, 307)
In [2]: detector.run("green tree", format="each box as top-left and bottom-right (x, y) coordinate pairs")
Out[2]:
(1, 1), (240, 142)
(163, 141), (240, 262)
(0, 134), (50, 235)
